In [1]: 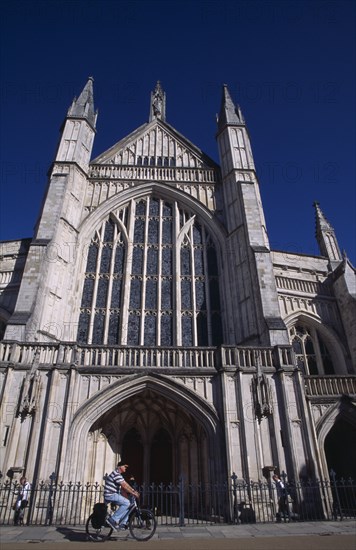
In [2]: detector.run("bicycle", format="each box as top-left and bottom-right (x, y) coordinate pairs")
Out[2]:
(86, 497), (157, 542)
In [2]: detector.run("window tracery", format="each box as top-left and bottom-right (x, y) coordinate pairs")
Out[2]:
(78, 196), (222, 347)
(290, 324), (335, 375)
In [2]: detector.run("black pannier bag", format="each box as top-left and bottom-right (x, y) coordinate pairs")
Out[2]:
(91, 503), (107, 528)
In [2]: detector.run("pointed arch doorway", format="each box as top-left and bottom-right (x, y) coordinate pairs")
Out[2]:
(325, 417), (356, 479)
(121, 427), (173, 485)
(82, 384), (216, 486)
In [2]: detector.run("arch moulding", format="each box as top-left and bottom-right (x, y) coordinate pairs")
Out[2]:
(62, 372), (220, 481)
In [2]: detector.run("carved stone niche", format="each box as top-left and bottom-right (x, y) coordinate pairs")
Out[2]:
(251, 372), (273, 423)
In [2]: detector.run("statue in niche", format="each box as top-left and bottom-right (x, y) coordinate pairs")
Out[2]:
(152, 82), (163, 118)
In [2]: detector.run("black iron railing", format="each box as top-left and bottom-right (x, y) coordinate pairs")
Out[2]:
(0, 475), (355, 526)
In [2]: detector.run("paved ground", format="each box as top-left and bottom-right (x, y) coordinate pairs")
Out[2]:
(0, 521), (355, 549)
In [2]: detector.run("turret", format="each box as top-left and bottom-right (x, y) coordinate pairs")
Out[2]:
(216, 85), (288, 346)
(4, 79), (97, 341)
(314, 202), (342, 267)
(54, 77), (97, 171)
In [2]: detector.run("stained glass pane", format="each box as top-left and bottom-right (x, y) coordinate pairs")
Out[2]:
(136, 201), (146, 215)
(162, 219), (172, 243)
(181, 247), (191, 275)
(195, 280), (206, 309)
(147, 248), (158, 275)
(132, 246), (143, 274)
(148, 218), (159, 243)
(100, 246), (112, 273)
(145, 279), (157, 309)
(81, 278), (94, 307)
(194, 248), (204, 275)
(130, 278), (142, 308)
(305, 337), (315, 354)
(104, 219), (115, 242)
(111, 278), (122, 308)
(92, 311), (105, 344)
(182, 316), (193, 346)
(162, 248), (172, 275)
(197, 312), (208, 345)
(211, 313), (223, 346)
(193, 224), (202, 244)
(292, 338), (302, 354)
(161, 315), (172, 346)
(77, 311), (90, 343)
(96, 278), (109, 308)
(114, 245), (125, 273)
(161, 279), (172, 309)
(134, 219), (145, 243)
(181, 279), (192, 309)
(86, 244), (98, 272)
(108, 313), (120, 345)
(127, 313), (140, 345)
(144, 315), (156, 345)
(149, 198), (160, 216)
(163, 202), (172, 216)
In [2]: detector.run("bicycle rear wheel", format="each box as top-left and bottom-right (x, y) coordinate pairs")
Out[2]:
(129, 508), (157, 541)
(86, 514), (113, 542)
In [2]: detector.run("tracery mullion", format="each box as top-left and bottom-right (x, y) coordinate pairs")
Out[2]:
(103, 223), (117, 344)
(202, 228), (212, 346)
(121, 199), (136, 345)
(140, 199), (150, 345)
(88, 223), (105, 344)
(175, 202), (182, 346)
(190, 224), (198, 347)
(310, 326), (323, 375)
(157, 199), (163, 345)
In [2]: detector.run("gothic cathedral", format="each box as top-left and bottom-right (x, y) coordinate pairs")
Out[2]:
(0, 80), (355, 487)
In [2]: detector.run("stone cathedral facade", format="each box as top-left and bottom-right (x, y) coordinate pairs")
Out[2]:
(0, 80), (355, 488)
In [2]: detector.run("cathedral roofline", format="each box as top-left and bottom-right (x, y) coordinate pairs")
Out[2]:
(91, 117), (219, 170)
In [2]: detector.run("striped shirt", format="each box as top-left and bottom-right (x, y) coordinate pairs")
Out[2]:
(104, 469), (124, 498)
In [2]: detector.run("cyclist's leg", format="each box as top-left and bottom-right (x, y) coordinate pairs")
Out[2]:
(105, 493), (120, 524)
(112, 494), (130, 525)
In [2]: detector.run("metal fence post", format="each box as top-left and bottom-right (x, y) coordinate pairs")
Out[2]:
(330, 469), (343, 521)
(178, 474), (185, 526)
(45, 472), (56, 525)
(231, 473), (238, 524)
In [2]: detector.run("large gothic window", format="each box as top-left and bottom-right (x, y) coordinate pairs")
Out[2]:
(78, 196), (222, 346)
(290, 325), (335, 375)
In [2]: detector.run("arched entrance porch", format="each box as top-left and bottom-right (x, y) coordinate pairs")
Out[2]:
(63, 374), (222, 484)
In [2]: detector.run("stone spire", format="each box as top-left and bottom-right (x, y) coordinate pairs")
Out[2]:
(149, 81), (166, 122)
(314, 202), (342, 263)
(67, 76), (97, 128)
(217, 84), (244, 132)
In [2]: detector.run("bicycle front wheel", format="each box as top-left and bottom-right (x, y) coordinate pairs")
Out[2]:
(129, 508), (157, 541)
(86, 514), (113, 542)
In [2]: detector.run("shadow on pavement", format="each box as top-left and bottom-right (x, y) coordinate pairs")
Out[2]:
(55, 526), (88, 541)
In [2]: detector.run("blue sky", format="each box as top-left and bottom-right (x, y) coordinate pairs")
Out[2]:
(1, 0), (355, 264)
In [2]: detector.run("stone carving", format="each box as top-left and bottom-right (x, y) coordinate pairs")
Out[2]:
(251, 369), (273, 423)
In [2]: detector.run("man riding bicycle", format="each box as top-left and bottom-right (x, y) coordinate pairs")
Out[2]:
(104, 462), (140, 530)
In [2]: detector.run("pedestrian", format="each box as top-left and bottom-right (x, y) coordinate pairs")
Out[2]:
(272, 474), (289, 521)
(13, 476), (31, 525)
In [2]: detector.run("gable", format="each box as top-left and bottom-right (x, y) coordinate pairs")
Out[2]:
(91, 119), (218, 170)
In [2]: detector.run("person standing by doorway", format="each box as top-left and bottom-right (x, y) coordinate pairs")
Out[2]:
(104, 462), (140, 530)
(272, 474), (290, 522)
(13, 476), (31, 525)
